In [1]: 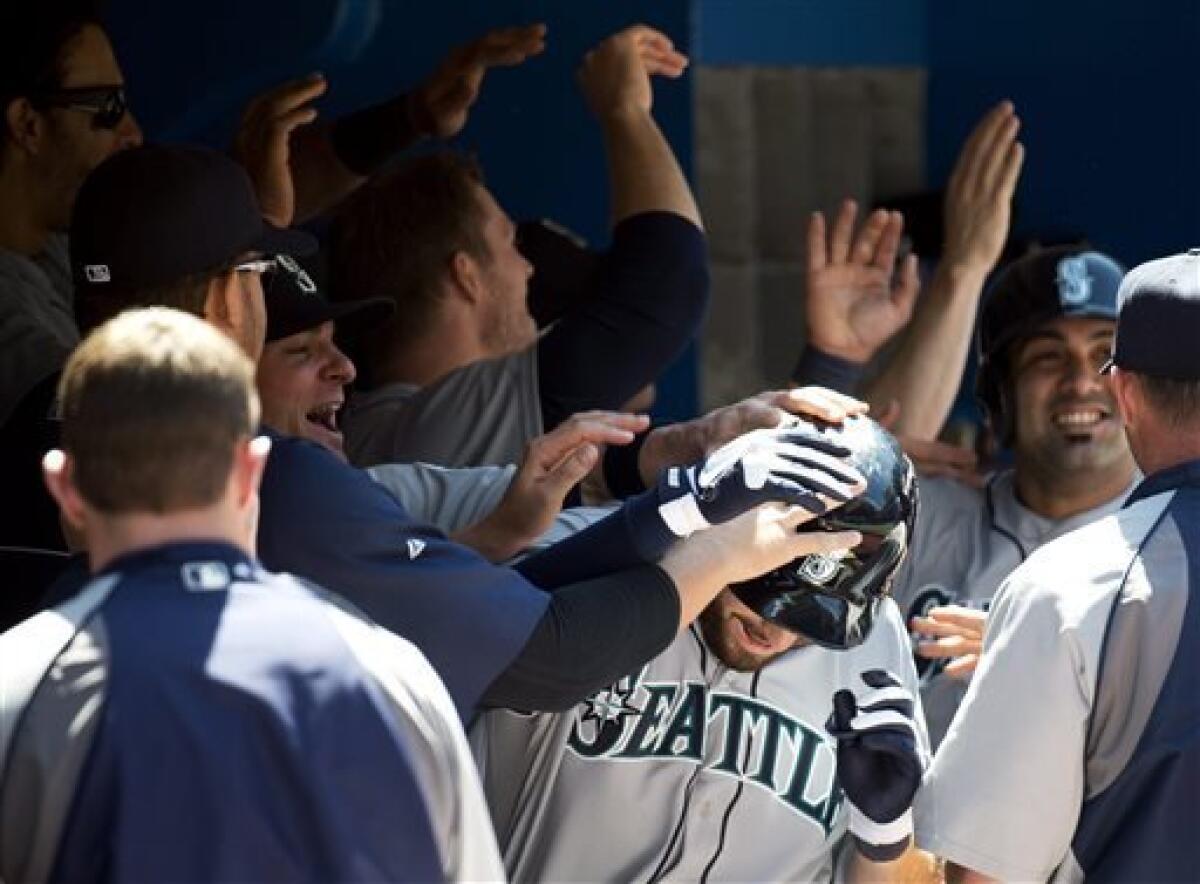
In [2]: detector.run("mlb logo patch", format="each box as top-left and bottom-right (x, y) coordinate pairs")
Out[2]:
(84, 264), (111, 283)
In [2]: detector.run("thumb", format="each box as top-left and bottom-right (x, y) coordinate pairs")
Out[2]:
(827, 688), (858, 737)
(874, 399), (901, 430)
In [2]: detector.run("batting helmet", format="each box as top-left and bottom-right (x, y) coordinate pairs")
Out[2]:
(731, 415), (918, 650)
(975, 246), (1124, 444)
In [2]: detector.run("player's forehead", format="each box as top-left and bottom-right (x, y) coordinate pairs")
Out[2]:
(1014, 316), (1114, 356)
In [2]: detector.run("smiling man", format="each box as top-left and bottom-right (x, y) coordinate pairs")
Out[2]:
(256, 255), (392, 459)
(890, 246), (1138, 745)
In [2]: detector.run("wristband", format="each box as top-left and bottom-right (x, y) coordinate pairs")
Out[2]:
(330, 93), (422, 178)
(602, 429), (652, 499)
(848, 805), (912, 862)
(790, 346), (867, 395)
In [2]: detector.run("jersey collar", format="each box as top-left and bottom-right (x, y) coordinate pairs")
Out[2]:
(98, 540), (257, 579)
(1125, 458), (1200, 508)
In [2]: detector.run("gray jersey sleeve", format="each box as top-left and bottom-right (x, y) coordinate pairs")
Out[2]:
(0, 576), (119, 882)
(367, 462), (517, 534)
(347, 346), (542, 468)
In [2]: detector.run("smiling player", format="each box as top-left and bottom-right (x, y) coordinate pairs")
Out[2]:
(891, 245), (1139, 745)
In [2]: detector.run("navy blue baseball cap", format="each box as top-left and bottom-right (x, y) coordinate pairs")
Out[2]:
(1101, 249), (1200, 378)
(265, 254), (393, 343)
(71, 144), (317, 299)
(979, 246), (1124, 362)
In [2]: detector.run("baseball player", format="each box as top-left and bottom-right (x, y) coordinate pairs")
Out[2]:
(890, 245), (1139, 745)
(917, 251), (1200, 880)
(472, 417), (930, 882)
(0, 310), (502, 882)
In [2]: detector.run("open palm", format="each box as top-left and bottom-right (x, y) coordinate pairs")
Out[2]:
(805, 200), (920, 364)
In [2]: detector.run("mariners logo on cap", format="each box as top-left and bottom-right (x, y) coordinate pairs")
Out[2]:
(799, 553), (840, 585)
(1056, 255), (1093, 306)
(277, 254), (317, 294)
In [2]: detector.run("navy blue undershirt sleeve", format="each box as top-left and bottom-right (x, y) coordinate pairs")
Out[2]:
(481, 563), (679, 711)
(328, 92), (420, 178)
(256, 433), (683, 718)
(256, 432), (550, 720)
(790, 345), (867, 394)
(536, 212), (710, 430)
(515, 488), (676, 586)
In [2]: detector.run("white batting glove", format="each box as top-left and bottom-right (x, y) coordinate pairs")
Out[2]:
(654, 426), (864, 537)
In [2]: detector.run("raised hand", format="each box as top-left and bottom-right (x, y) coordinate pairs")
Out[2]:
(233, 74), (327, 227)
(826, 670), (924, 862)
(910, 605), (986, 680)
(654, 425), (866, 537)
(410, 24), (547, 139)
(455, 410), (648, 561)
(577, 24), (688, 119)
(943, 101), (1025, 275)
(806, 200), (921, 364)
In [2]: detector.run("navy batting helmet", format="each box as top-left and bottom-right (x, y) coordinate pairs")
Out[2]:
(731, 416), (917, 650)
(975, 246), (1123, 444)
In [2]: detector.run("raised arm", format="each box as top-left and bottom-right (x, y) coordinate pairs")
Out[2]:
(791, 201), (919, 392)
(581, 25), (699, 228)
(535, 26), (708, 429)
(863, 102), (1024, 439)
(234, 25), (547, 226)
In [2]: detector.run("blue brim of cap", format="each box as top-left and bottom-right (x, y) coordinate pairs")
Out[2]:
(252, 223), (318, 258)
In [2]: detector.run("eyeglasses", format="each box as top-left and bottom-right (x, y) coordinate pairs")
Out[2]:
(233, 258), (279, 276)
(33, 86), (129, 130)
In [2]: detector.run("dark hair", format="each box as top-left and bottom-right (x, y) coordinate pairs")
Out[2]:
(328, 151), (489, 372)
(59, 307), (259, 513)
(1138, 374), (1200, 428)
(0, 1), (103, 150)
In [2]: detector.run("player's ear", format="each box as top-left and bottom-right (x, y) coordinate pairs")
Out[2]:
(232, 435), (271, 509)
(449, 250), (485, 307)
(1109, 368), (1140, 430)
(42, 449), (87, 535)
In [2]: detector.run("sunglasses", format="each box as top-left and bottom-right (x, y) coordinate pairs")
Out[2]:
(33, 85), (129, 130)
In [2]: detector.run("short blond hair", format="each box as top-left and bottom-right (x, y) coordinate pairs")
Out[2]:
(58, 307), (260, 513)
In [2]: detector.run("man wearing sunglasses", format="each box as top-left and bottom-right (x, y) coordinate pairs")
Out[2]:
(0, 6), (143, 428)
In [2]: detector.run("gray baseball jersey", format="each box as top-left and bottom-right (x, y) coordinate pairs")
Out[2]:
(345, 345), (542, 469)
(471, 601), (927, 883)
(915, 477), (1192, 881)
(892, 469), (1133, 746)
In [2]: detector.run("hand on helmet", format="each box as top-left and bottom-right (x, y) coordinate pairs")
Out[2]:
(826, 670), (925, 862)
(654, 426), (866, 537)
